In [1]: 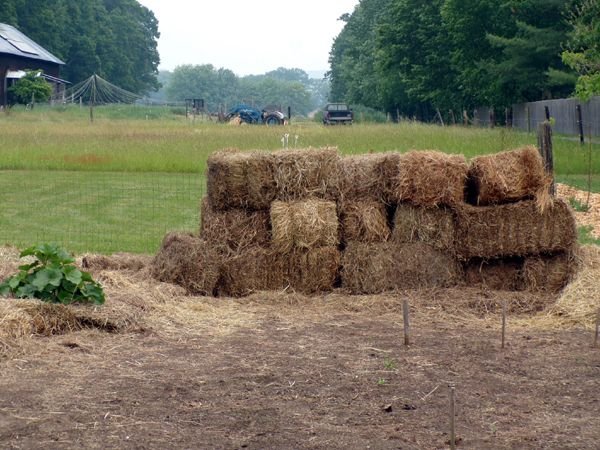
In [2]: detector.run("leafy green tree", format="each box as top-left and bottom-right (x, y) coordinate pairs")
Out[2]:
(7, 70), (52, 105)
(562, 0), (600, 100)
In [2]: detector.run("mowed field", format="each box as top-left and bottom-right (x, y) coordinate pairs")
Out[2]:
(1, 106), (600, 449)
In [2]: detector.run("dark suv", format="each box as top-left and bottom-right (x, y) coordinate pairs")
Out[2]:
(323, 103), (353, 125)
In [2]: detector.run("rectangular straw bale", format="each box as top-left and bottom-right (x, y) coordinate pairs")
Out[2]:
(150, 232), (220, 296)
(341, 242), (461, 294)
(217, 247), (288, 297)
(271, 199), (339, 253)
(375, 152), (402, 205)
(272, 147), (341, 201)
(218, 246), (340, 297)
(207, 149), (275, 210)
(340, 200), (390, 243)
(456, 199), (577, 260)
(339, 153), (388, 202)
(523, 251), (579, 293)
(200, 197), (271, 253)
(392, 203), (455, 252)
(467, 146), (550, 206)
(464, 257), (525, 291)
(292, 247), (341, 294)
(389, 150), (468, 207)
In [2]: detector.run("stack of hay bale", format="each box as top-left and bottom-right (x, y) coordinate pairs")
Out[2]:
(151, 145), (578, 297)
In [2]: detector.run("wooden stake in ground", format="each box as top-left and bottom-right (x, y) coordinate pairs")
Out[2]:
(449, 384), (456, 450)
(502, 300), (507, 349)
(595, 309), (600, 347)
(403, 299), (410, 346)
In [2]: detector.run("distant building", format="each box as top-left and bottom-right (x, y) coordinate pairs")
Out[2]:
(0, 23), (68, 106)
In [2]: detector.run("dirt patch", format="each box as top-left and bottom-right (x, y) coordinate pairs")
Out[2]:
(1, 253), (600, 449)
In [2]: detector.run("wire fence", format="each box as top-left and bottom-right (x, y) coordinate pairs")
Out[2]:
(0, 170), (205, 254)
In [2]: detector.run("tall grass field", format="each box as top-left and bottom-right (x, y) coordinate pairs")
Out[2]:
(1, 105), (598, 253)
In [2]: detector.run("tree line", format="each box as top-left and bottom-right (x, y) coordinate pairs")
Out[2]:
(154, 66), (329, 116)
(0, 0), (160, 94)
(328, 0), (599, 120)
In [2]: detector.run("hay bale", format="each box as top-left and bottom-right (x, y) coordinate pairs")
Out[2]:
(200, 197), (271, 253)
(341, 242), (461, 294)
(340, 200), (390, 243)
(218, 246), (340, 297)
(150, 232), (220, 296)
(392, 204), (455, 252)
(375, 152), (402, 205)
(271, 199), (339, 253)
(467, 146), (550, 207)
(523, 251), (578, 293)
(207, 149), (275, 210)
(456, 199), (577, 260)
(339, 153), (388, 202)
(272, 147), (341, 200)
(464, 257), (525, 291)
(0, 300), (81, 338)
(387, 150), (468, 207)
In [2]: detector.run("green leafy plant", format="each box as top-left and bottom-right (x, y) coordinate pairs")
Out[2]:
(383, 358), (397, 370)
(377, 378), (387, 386)
(7, 70), (52, 105)
(0, 244), (105, 305)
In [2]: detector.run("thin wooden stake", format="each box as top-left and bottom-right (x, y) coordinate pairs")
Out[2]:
(403, 299), (410, 346)
(594, 309), (599, 347)
(449, 385), (456, 450)
(502, 301), (507, 349)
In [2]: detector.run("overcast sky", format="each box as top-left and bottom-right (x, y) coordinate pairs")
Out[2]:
(136, 0), (359, 77)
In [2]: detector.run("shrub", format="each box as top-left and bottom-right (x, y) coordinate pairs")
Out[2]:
(0, 244), (105, 305)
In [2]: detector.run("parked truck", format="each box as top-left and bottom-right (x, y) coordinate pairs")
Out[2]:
(322, 103), (353, 125)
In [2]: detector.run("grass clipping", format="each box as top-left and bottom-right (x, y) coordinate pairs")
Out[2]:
(207, 149), (275, 210)
(387, 150), (468, 207)
(468, 146), (551, 208)
(271, 199), (339, 253)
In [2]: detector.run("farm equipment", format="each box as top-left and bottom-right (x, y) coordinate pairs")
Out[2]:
(225, 104), (286, 125)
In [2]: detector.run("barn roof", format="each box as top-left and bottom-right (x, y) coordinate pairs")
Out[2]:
(0, 23), (64, 65)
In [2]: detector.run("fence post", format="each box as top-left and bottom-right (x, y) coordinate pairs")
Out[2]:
(403, 299), (410, 346)
(537, 121), (555, 195)
(473, 109), (478, 126)
(576, 104), (584, 145)
(544, 105), (550, 121)
(489, 108), (495, 128)
(463, 110), (469, 126)
(449, 385), (456, 450)
(526, 106), (531, 133)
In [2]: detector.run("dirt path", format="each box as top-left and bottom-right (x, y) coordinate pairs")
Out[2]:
(1, 302), (599, 449)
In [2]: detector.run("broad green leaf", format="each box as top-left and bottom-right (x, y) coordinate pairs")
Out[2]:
(63, 266), (83, 285)
(16, 284), (36, 298)
(58, 290), (75, 304)
(19, 262), (39, 271)
(8, 276), (21, 290)
(32, 268), (63, 290)
(0, 282), (11, 297)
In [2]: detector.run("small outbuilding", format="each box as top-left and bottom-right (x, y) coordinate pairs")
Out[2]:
(0, 23), (67, 106)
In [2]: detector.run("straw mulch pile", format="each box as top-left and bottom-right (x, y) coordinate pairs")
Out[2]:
(468, 146), (551, 208)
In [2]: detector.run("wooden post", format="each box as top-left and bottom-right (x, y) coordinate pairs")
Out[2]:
(537, 121), (555, 195)
(489, 108), (495, 128)
(288, 106), (292, 124)
(403, 299), (410, 346)
(502, 301), (507, 349)
(436, 108), (445, 127)
(595, 309), (599, 347)
(544, 105), (550, 121)
(576, 104), (584, 145)
(449, 385), (456, 450)
(526, 106), (531, 133)
(463, 110), (468, 126)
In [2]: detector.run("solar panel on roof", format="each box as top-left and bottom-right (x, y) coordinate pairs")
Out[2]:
(7, 39), (38, 55)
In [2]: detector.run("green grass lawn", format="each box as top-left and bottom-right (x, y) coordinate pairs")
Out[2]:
(1, 105), (598, 253)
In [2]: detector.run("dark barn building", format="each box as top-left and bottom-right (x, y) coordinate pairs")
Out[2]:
(0, 23), (66, 107)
